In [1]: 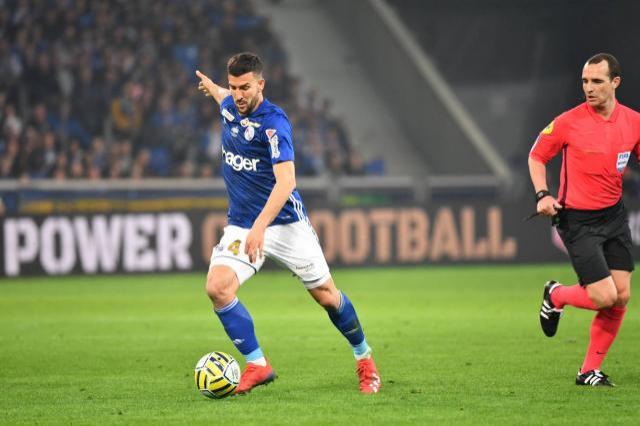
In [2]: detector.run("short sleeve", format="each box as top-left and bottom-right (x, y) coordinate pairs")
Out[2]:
(262, 115), (294, 164)
(529, 115), (567, 164)
(220, 96), (234, 113)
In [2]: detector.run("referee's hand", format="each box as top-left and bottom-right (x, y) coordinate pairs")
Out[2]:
(537, 195), (563, 216)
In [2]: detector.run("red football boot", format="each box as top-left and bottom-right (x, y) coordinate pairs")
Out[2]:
(356, 357), (381, 394)
(235, 362), (277, 394)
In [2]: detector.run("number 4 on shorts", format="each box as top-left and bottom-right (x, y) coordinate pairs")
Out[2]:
(227, 240), (241, 256)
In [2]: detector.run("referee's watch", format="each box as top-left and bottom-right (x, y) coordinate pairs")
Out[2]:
(535, 189), (551, 203)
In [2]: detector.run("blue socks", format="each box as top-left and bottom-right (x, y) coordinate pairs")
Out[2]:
(327, 291), (370, 357)
(216, 292), (370, 362)
(215, 298), (264, 362)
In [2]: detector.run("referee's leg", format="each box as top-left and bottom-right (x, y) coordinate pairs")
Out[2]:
(610, 269), (631, 307)
(585, 276), (618, 309)
(580, 271), (629, 375)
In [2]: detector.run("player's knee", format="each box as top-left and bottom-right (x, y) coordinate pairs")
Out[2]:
(205, 269), (236, 305)
(592, 291), (618, 309)
(317, 293), (338, 310)
(309, 283), (340, 310)
(615, 288), (630, 307)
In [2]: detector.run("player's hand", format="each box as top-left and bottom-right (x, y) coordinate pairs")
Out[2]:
(537, 195), (562, 216)
(245, 224), (266, 264)
(196, 70), (215, 98)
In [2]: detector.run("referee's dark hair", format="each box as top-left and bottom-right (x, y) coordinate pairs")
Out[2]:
(227, 52), (264, 77)
(587, 53), (621, 80)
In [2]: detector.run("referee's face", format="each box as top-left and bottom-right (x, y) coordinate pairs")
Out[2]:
(582, 61), (620, 109)
(228, 72), (265, 115)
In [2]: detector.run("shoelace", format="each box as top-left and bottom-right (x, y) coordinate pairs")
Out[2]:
(357, 361), (376, 380)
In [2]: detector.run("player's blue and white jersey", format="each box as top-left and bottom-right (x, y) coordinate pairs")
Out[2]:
(219, 95), (308, 228)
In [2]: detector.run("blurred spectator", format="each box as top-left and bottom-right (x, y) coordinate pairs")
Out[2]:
(0, 0), (365, 180)
(110, 82), (144, 140)
(0, 135), (20, 178)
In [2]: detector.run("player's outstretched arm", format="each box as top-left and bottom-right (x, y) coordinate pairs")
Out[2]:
(196, 70), (230, 105)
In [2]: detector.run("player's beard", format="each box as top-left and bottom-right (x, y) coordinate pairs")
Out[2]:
(235, 97), (257, 115)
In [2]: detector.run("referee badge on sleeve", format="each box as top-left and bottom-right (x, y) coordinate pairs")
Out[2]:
(617, 151), (631, 173)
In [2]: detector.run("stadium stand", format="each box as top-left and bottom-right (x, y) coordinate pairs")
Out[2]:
(0, 0), (364, 180)
(387, 0), (640, 177)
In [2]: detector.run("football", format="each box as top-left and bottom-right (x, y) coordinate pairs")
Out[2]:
(194, 351), (241, 399)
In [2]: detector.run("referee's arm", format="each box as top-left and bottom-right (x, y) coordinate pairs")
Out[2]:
(528, 157), (562, 216)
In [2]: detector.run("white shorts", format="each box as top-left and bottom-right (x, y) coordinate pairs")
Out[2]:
(209, 221), (331, 289)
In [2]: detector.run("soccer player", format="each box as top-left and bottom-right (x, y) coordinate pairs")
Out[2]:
(195, 52), (381, 394)
(529, 53), (640, 386)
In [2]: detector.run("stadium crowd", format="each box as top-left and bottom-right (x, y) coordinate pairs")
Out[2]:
(0, 0), (367, 180)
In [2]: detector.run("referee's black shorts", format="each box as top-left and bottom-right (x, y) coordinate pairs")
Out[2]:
(556, 199), (635, 285)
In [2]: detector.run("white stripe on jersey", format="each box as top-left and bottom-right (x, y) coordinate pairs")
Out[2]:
(289, 194), (304, 221)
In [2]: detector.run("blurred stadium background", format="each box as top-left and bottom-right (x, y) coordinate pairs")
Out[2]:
(2, 0), (640, 275)
(1, 0), (640, 424)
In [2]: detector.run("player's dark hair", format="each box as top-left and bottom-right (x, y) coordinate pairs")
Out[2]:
(227, 52), (263, 77)
(587, 53), (621, 80)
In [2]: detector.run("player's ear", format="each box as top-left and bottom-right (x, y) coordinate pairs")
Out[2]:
(258, 78), (265, 92)
(611, 76), (621, 89)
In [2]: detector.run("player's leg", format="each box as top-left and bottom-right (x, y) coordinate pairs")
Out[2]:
(206, 265), (263, 363)
(207, 226), (273, 393)
(264, 221), (380, 393)
(307, 277), (380, 394)
(307, 278), (371, 359)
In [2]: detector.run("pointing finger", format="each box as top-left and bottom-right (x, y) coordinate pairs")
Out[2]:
(196, 70), (209, 81)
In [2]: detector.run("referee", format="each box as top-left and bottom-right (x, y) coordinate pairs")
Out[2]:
(529, 53), (640, 387)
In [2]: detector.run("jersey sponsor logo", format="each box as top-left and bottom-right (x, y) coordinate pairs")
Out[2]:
(617, 151), (631, 173)
(240, 118), (261, 128)
(222, 147), (260, 172)
(266, 129), (280, 158)
(541, 120), (554, 135)
(222, 108), (235, 122)
(244, 126), (255, 141)
(231, 126), (239, 137)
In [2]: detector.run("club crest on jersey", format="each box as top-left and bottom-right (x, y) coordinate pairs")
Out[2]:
(240, 118), (261, 128)
(617, 151), (631, 173)
(541, 120), (554, 135)
(222, 108), (235, 122)
(266, 129), (280, 158)
(231, 126), (239, 137)
(244, 126), (255, 141)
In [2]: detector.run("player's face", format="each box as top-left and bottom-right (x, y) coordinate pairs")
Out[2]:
(228, 72), (265, 115)
(582, 61), (620, 109)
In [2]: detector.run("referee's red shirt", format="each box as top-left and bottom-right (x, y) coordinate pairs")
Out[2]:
(530, 101), (640, 210)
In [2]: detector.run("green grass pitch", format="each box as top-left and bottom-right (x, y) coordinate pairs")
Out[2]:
(1, 265), (639, 425)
